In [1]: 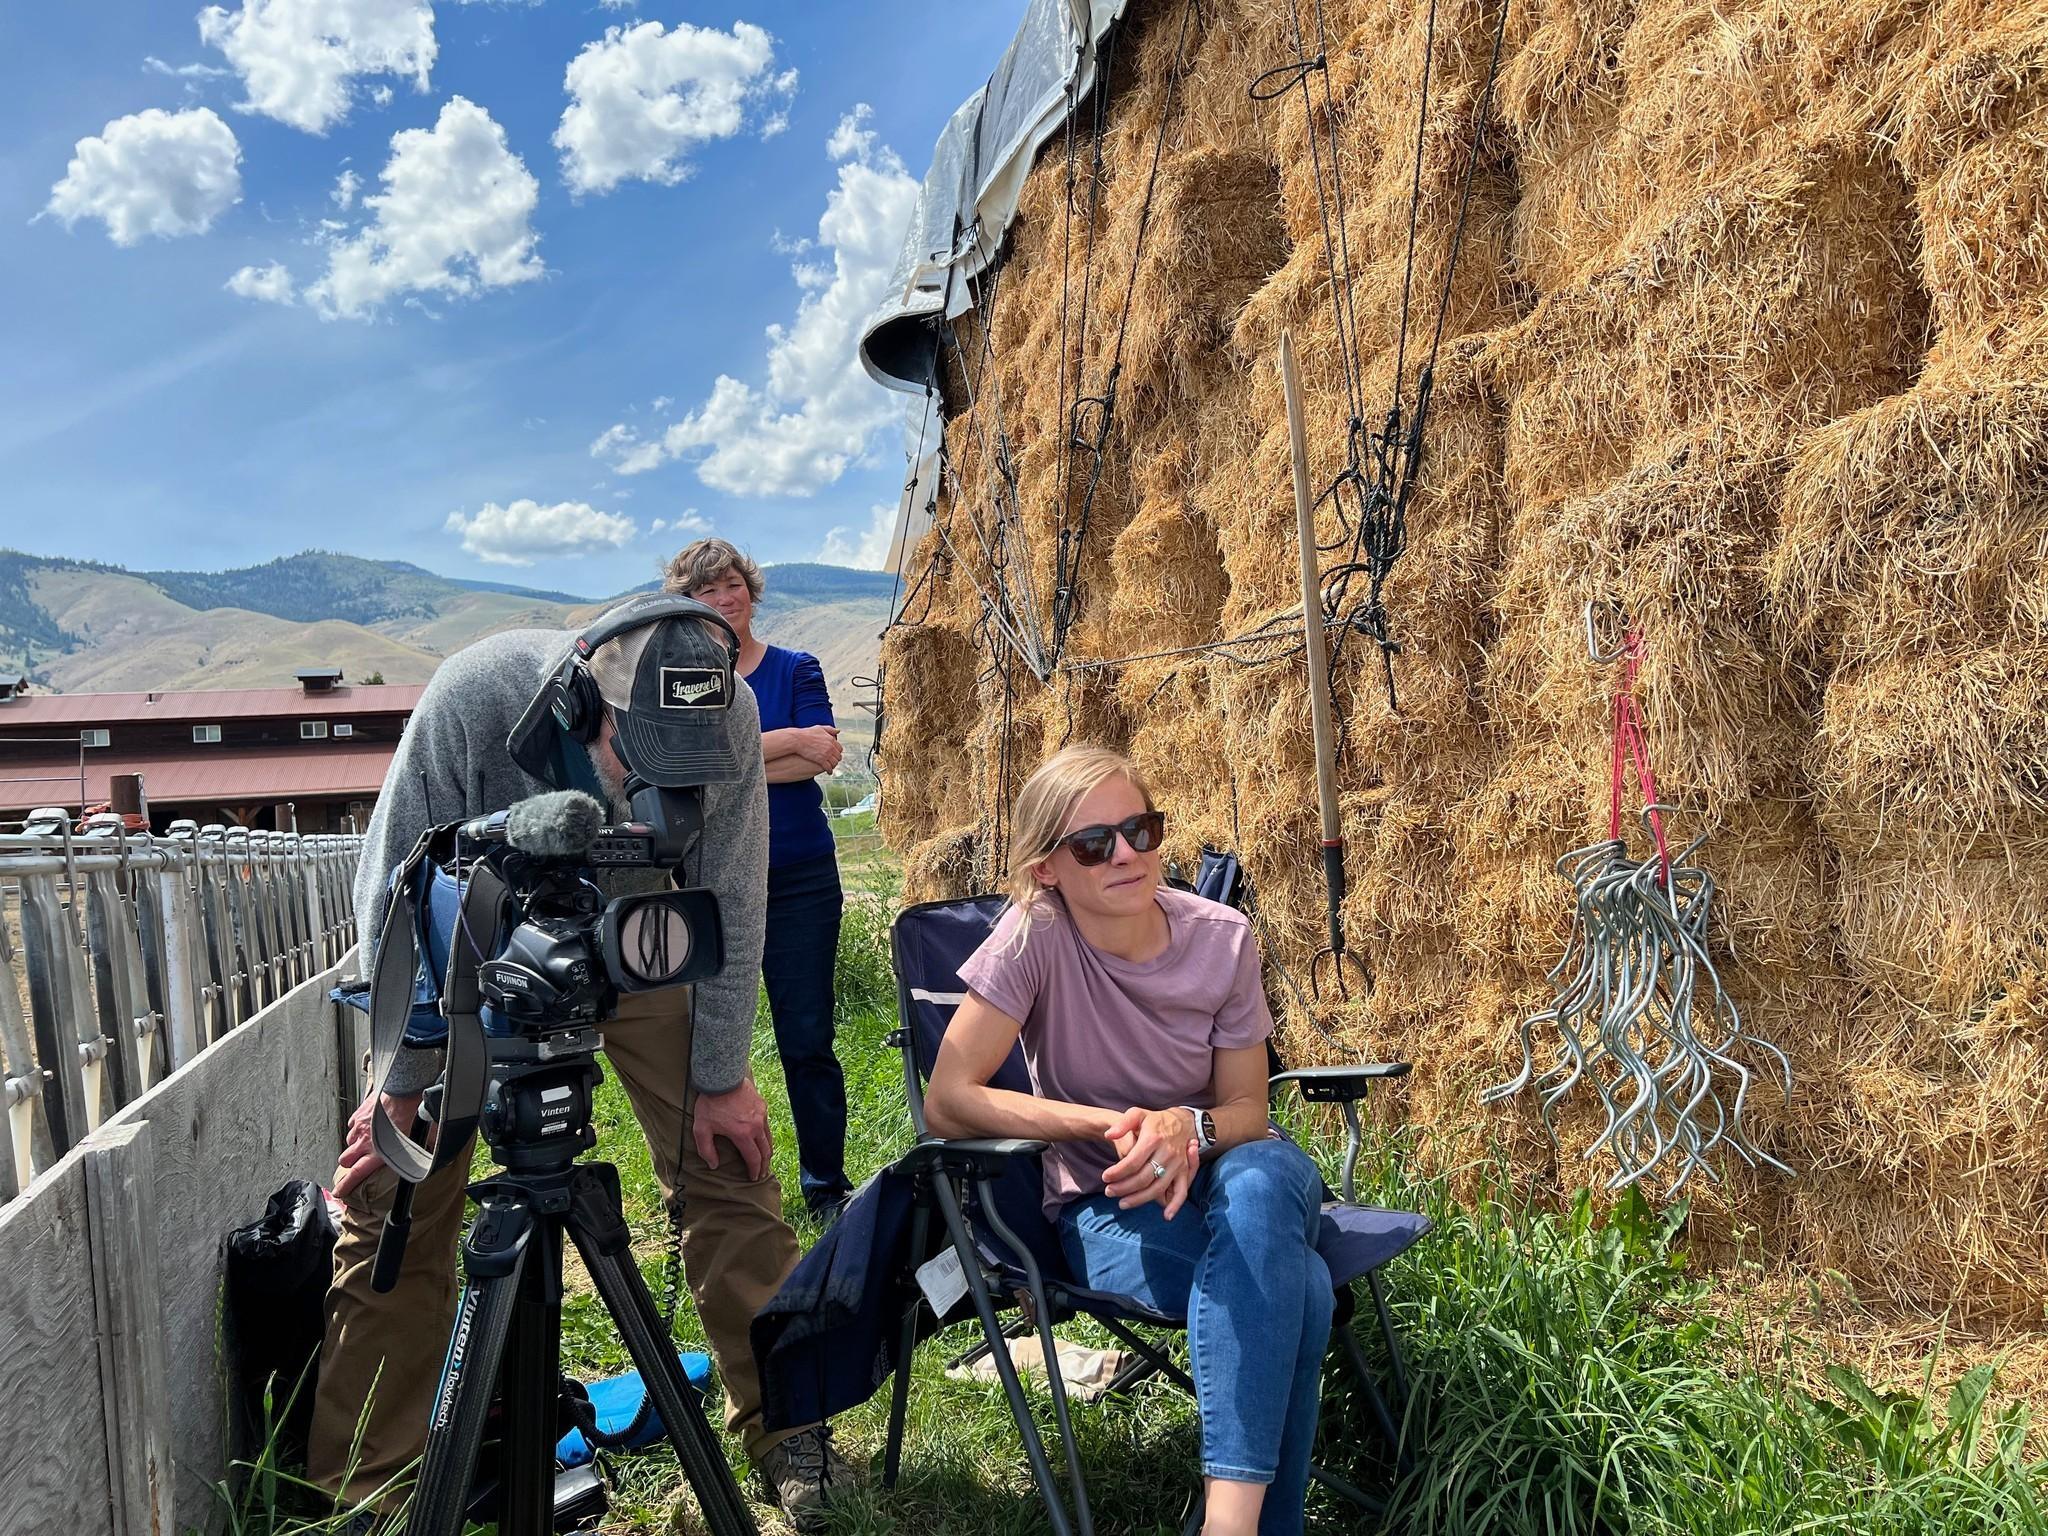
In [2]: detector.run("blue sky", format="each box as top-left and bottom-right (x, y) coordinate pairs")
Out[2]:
(1, 1), (1016, 596)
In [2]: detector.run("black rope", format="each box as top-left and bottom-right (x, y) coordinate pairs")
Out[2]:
(881, 385), (937, 635)
(1054, 47), (1081, 521)
(1249, 0), (1509, 727)
(1049, 0), (1198, 666)
(866, 390), (936, 781)
(941, 278), (1049, 678)
(1424, 0), (1513, 377)
(1248, 52), (1322, 100)
(1303, 0), (1368, 436)
(1324, 0), (1510, 722)
(989, 640), (1016, 892)
(1389, 0), (1439, 425)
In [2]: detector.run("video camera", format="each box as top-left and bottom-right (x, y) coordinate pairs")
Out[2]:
(457, 785), (724, 1037)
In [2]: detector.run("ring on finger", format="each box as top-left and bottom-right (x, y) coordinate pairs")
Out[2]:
(1149, 1159), (1168, 1181)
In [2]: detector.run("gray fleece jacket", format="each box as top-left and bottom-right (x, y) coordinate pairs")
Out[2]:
(353, 627), (769, 1095)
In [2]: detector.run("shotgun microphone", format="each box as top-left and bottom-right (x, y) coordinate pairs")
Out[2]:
(460, 790), (607, 858)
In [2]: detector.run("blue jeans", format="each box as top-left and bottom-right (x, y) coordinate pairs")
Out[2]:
(762, 853), (850, 1209)
(1057, 1138), (1333, 1536)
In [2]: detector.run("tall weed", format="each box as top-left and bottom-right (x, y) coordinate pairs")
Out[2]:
(1334, 1132), (2048, 1536)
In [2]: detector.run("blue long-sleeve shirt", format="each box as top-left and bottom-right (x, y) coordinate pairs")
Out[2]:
(742, 645), (838, 869)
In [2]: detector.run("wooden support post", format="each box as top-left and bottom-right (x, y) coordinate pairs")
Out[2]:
(84, 1120), (172, 1536)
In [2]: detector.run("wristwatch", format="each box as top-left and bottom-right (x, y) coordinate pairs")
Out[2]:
(1183, 1106), (1216, 1151)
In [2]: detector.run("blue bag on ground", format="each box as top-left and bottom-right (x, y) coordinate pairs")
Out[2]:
(556, 1351), (714, 1467)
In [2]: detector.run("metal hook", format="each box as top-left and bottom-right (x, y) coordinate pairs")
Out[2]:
(1584, 598), (1630, 666)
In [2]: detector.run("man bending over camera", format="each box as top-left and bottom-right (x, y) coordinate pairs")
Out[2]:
(307, 598), (850, 1527)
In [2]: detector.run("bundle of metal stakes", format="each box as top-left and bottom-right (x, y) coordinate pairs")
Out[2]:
(1483, 612), (1794, 1194)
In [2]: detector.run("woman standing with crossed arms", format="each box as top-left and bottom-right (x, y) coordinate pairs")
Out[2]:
(668, 539), (854, 1221)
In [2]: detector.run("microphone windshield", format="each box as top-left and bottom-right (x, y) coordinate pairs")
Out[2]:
(502, 790), (606, 858)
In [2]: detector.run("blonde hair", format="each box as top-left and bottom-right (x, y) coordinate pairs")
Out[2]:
(664, 538), (764, 603)
(1001, 745), (1155, 952)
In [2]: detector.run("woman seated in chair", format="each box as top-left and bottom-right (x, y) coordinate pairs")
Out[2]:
(925, 744), (1333, 1536)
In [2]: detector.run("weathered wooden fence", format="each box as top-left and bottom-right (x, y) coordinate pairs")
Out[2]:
(0, 822), (369, 1536)
(2, 820), (361, 1203)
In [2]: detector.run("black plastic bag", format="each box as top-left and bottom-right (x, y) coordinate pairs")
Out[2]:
(225, 1178), (338, 1462)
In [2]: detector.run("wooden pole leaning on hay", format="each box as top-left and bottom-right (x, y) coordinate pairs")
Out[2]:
(1280, 328), (1371, 1000)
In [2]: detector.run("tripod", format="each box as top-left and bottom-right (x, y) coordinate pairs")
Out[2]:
(397, 1047), (758, 1536)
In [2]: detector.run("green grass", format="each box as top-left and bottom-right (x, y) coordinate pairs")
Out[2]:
(209, 839), (2048, 1534)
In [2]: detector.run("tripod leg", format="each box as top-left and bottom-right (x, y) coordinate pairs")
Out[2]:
(565, 1163), (759, 1536)
(407, 1192), (535, 1536)
(497, 1217), (564, 1536)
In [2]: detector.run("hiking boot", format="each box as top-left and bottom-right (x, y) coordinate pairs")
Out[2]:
(755, 1423), (852, 1530)
(805, 1189), (850, 1228)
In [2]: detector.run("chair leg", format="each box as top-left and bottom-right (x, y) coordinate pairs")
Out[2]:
(1369, 1270), (1412, 1410)
(1308, 1462), (1385, 1516)
(978, 1177), (1096, 1536)
(930, 1175), (1087, 1536)
(1092, 1314), (1196, 1397)
(882, 1200), (932, 1489)
(945, 1316), (1033, 1373)
(1343, 1326), (1407, 1476)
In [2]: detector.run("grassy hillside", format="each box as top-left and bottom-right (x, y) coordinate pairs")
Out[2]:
(139, 551), (589, 623)
(0, 550), (893, 753)
(28, 567), (442, 691)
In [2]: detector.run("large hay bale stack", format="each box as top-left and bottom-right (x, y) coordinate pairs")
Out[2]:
(877, 0), (2048, 1353)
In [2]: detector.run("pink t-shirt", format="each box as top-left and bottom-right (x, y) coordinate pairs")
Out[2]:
(955, 886), (1274, 1218)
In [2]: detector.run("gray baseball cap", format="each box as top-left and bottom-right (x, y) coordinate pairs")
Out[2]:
(585, 607), (746, 787)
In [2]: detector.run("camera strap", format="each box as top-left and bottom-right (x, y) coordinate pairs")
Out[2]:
(367, 825), (506, 1185)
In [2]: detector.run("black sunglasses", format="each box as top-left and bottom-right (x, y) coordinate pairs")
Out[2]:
(1053, 811), (1166, 867)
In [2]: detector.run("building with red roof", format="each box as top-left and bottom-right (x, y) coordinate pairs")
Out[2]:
(0, 669), (425, 832)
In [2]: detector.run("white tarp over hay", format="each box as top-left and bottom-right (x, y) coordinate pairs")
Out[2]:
(859, 0), (1131, 393)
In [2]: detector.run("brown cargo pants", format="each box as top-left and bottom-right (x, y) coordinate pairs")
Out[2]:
(306, 986), (804, 1510)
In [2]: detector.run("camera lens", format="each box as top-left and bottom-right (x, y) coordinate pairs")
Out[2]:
(616, 900), (693, 985)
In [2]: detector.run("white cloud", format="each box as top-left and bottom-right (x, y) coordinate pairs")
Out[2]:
(198, 0), (434, 135)
(306, 96), (542, 321)
(554, 19), (794, 195)
(226, 260), (296, 304)
(650, 394), (672, 413)
(42, 107), (241, 246)
(332, 167), (361, 207)
(825, 102), (874, 161)
(370, 83), (394, 106)
(818, 502), (895, 569)
(648, 508), (709, 539)
(144, 55), (231, 80)
(445, 499), (634, 565)
(590, 105), (918, 497)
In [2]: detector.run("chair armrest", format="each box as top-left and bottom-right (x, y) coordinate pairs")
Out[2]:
(893, 1136), (1047, 1181)
(1269, 1063), (1412, 1104)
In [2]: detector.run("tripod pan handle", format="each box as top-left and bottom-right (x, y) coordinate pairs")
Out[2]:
(371, 1181), (415, 1294)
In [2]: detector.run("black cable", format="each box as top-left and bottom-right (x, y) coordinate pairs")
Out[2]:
(1054, 49), (1081, 518)
(1424, 0), (1512, 377)
(1323, 0), (1510, 721)
(1050, 0), (1198, 665)
(1389, 0), (1440, 418)
(882, 385), (936, 635)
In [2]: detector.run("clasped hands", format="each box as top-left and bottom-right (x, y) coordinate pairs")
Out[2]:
(791, 723), (842, 774)
(1102, 1105), (1201, 1219)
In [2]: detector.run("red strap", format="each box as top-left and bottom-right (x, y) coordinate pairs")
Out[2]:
(1606, 629), (1671, 886)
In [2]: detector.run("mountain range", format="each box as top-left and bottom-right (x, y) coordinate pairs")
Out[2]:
(0, 550), (897, 755)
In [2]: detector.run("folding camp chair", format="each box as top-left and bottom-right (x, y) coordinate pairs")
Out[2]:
(878, 887), (1432, 1536)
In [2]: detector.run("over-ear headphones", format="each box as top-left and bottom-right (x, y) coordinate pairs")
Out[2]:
(545, 593), (740, 744)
